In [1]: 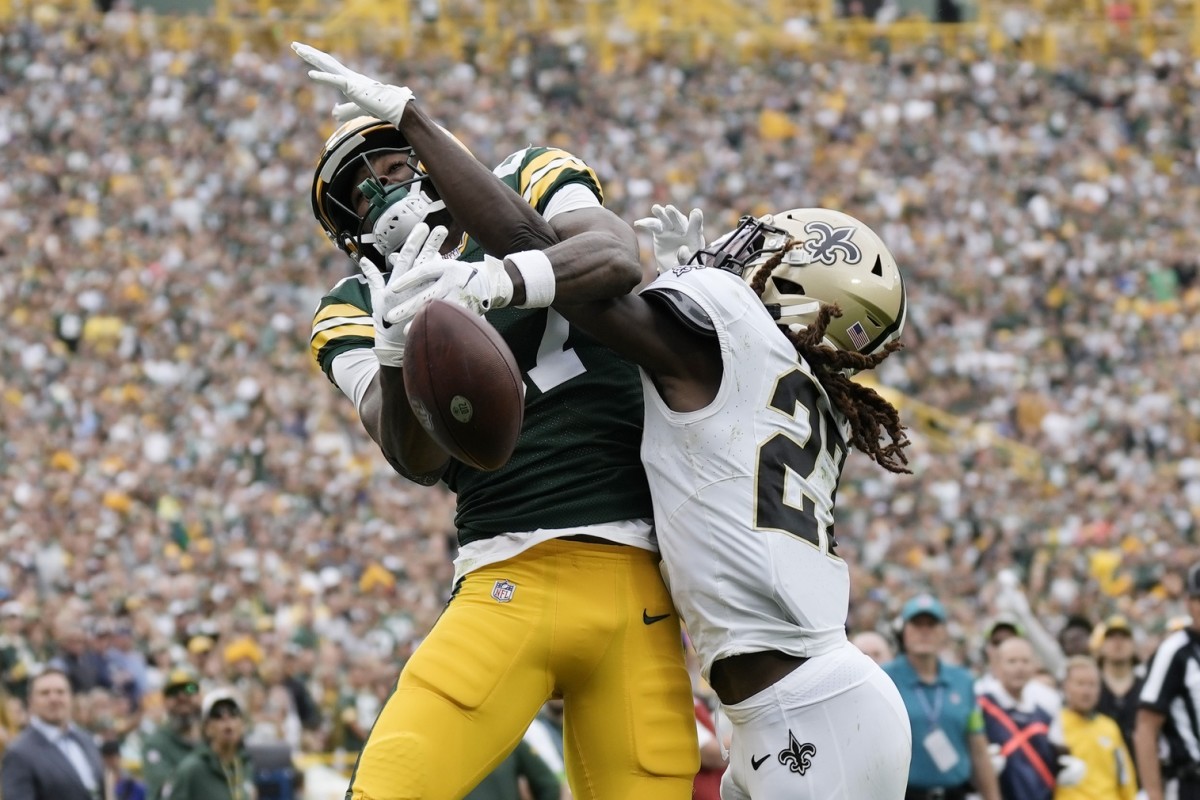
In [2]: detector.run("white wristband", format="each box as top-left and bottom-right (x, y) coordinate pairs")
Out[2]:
(506, 250), (556, 308)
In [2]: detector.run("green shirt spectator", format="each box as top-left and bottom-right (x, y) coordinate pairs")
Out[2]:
(163, 689), (254, 800)
(142, 668), (202, 800)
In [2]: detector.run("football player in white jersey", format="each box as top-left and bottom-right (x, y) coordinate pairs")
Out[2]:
(305, 66), (915, 797)
(399, 208), (915, 800)
(596, 207), (916, 800)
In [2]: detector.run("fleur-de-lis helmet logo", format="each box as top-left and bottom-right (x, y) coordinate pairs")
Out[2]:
(801, 220), (862, 266)
(778, 730), (817, 775)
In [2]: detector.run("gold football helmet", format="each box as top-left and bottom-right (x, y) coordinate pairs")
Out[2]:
(696, 207), (906, 356)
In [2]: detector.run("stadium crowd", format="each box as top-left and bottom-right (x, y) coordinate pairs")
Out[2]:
(1, 4), (1199, 793)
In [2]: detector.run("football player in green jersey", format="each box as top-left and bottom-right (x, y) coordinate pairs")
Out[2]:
(292, 45), (698, 800)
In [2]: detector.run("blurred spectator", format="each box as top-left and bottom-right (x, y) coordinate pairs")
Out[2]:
(883, 595), (1000, 800)
(992, 571), (1069, 679)
(1057, 617), (1096, 660)
(1094, 615), (1144, 777)
(279, 646), (321, 742)
(50, 620), (113, 696)
(1055, 655), (1137, 800)
(0, 667), (105, 800)
(979, 638), (1082, 800)
(463, 740), (560, 800)
(1135, 564), (1200, 800)
(692, 696), (725, 800)
(977, 617), (1062, 720)
(852, 630), (896, 666)
(101, 738), (146, 800)
(104, 624), (148, 712)
(0, 604), (36, 700)
(141, 668), (202, 800)
(0, 684), (20, 762)
(162, 689), (255, 800)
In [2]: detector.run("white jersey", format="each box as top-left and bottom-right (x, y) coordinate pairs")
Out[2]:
(640, 266), (852, 681)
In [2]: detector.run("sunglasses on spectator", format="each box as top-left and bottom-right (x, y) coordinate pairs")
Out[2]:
(165, 684), (199, 697)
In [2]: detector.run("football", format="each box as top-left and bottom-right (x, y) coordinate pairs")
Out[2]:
(403, 300), (525, 471)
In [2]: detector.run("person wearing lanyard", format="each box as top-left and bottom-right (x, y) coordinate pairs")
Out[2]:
(884, 595), (1002, 800)
(161, 689), (255, 800)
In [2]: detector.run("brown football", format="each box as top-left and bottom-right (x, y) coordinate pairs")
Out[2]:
(402, 300), (524, 471)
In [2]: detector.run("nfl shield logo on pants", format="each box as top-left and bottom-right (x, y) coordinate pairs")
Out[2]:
(491, 579), (516, 603)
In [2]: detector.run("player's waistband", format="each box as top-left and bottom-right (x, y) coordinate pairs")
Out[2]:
(452, 519), (655, 584)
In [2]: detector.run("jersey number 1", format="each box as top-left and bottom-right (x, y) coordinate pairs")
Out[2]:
(527, 310), (586, 392)
(754, 368), (839, 555)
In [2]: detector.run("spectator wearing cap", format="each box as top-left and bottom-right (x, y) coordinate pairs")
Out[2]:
(1135, 563), (1200, 800)
(0, 666), (106, 800)
(161, 689), (254, 800)
(1095, 615), (1144, 776)
(977, 617), (1062, 720)
(1055, 655), (1137, 800)
(884, 595), (1002, 800)
(140, 668), (201, 800)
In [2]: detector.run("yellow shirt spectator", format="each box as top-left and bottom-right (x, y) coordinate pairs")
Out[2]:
(1057, 656), (1138, 800)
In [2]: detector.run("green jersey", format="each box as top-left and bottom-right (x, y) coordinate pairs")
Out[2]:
(311, 147), (652, 545)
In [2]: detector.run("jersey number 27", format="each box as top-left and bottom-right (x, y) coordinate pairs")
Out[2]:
(754, 368), (844, 556)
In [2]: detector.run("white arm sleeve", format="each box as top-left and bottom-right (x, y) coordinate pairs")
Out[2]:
(542, 182), (601, 221)
(330, 348), (380, 415)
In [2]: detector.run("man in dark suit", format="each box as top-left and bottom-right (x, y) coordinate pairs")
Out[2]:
(1, 666), (106, 800)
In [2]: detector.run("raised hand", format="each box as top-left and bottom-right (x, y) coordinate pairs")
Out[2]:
(634, 204), (705, 273)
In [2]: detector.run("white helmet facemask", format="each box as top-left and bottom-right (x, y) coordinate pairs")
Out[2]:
(360, 178), (447, 259)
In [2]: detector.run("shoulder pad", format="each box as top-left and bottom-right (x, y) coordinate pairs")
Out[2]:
(642, 286), (716, 337)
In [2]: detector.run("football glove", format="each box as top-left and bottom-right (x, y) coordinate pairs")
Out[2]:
(1057, 754), (1087, 787)
(357, 223), (448, 368)
(388, 253), (514, 323)
(292, 42), (413, 127)
(634, 204), (705, 273)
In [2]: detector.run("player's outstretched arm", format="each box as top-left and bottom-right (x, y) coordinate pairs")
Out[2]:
(291, 43), (641, 306)
(394, 100), (642, 307)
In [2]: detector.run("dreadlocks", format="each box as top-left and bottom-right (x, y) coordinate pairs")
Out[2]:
(748, 248), (911, 474)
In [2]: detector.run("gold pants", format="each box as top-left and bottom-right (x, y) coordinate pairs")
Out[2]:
(347, 537), (699, 800)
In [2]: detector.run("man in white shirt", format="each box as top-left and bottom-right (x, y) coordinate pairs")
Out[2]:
(0, 667), (106, 800)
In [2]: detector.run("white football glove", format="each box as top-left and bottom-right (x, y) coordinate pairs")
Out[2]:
(292, 42), (413, 127)
(358, 223), (448, 368)
(389, 254), (514, 322)
(987, 743), (1006, 775)
(1057, 754), (1087, 787)
(634, 204), (705, 273)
